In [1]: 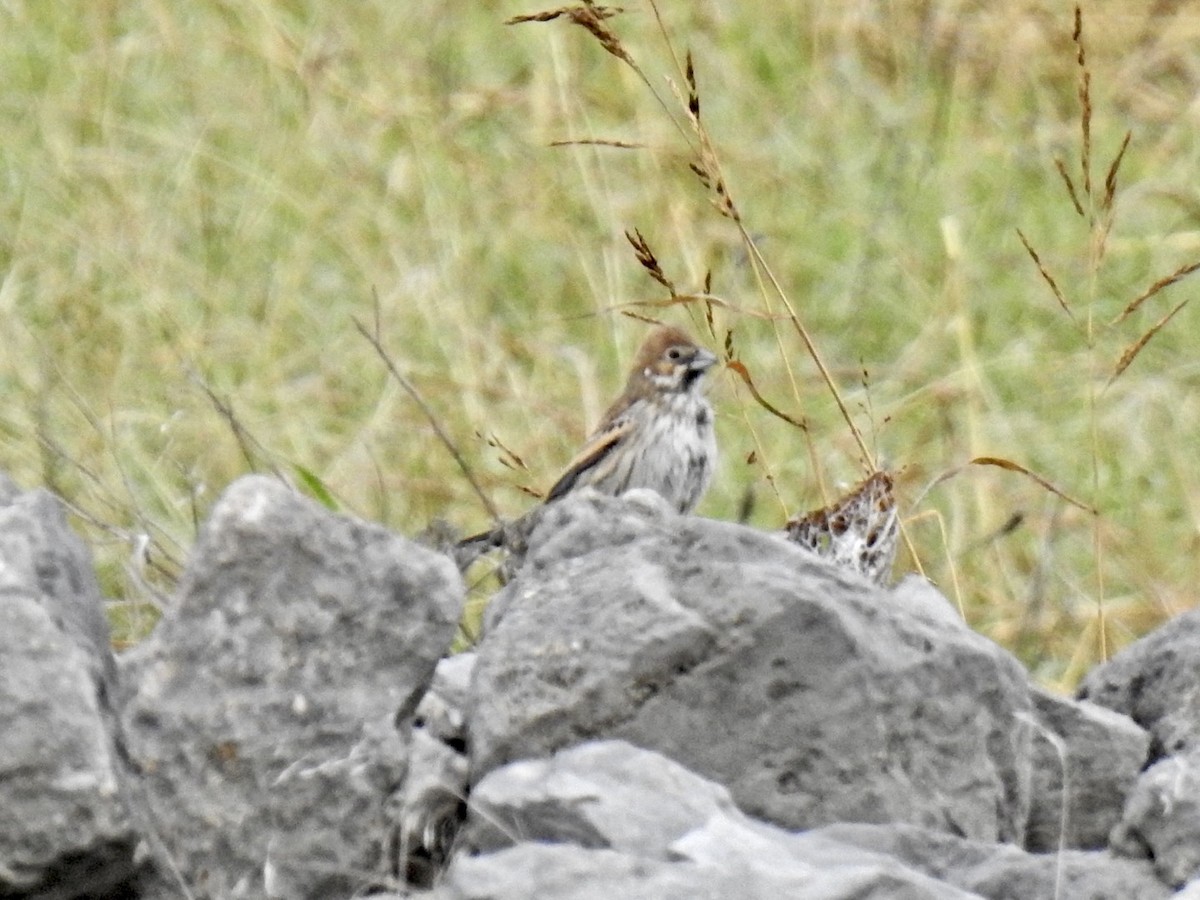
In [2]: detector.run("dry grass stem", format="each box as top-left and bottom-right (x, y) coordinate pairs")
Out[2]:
(685, 50), (700, 119)
(906, 507), (966, 618)
(549, 138), (644, 148)
(738, 230), (874, 476)
(1110, 295), (1194, 384)
(1095, 129), (1133, 258)
(1072, 4), (1092, 204)
(916, 456), (1095, 515)
(624, 228), (677, 293)
(511, 0), (698, 155)
(478, 432), (530, 472)
(1017, 229), (1075, 322)
(726, 359), (807, 431)
(353, 316), (499, 522)
(598, 293), (777, 320)
(507, 3), (623, 25)
(617, 309), (666, 327)
(664, 61), (737, 222)
(1102, 130), (1132, 214)
(501, 2), (624, 34)
(1110, 260), (1200, 324)
(190, 373), (282, 480)
(1053, 158), (1084, 218)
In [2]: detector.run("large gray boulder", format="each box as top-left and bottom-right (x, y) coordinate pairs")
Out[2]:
(1025, 686), (1150, 851)
(0, 475), (137, 899)
(1077, 607), (1200, 760)
(454, 739), (1168, 900)
(426, 832), (978, 900)
(462, 739), (744, 857)
(7, 466), (1195, 899)
(469, 490), (1034, 842)
(1110, 749), (1200, 888)
(445, 740), (978, 899)
(117, 476), (464, 899)
(820, 822), (1169, 900)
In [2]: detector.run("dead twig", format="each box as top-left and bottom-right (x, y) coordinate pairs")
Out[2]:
(354, 305), (499, 522)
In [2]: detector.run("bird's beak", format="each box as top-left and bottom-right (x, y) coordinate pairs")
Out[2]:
(692, 348), (718, 373)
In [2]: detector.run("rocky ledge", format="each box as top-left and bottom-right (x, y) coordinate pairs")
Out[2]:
(1, 472), (1197, 899)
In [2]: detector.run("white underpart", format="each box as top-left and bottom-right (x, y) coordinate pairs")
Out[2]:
(597, 387), (716, 514)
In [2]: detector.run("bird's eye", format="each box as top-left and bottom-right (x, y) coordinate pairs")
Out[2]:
(666, 347), (684, 360)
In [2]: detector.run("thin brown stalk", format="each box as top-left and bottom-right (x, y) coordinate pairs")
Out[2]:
(685, 50), (699, 119)
(726, 368), (791, 521)
(506, 2), (623, 25)
(1053, 158), (1084, 217)
(1095, 130), (1133, 261)
(1017, 229), (1075, 322)
(625, 228), (676, 293)
(479, 431), (530, 472)
(647, 0), (686, 79)
(1102, 130), (1132, 214)
(353, 314), (499, 522)
(702, 271), (715, 338)
(648, 0), (867, 484)
(905, 508), (965, 617)
(510, 0), (698, 154)
(618, 309), (662, 327)
(1087, 388), (1106, 662)
(1110, 260), (1200, 324)
(507, 3), (629, 64)
(972, 457), (1095, 514)
(725, 360), (807, 431)
(740, 226), (872, 476)
(1110, 295), (1194, 384)
(35, 432), (184, 579)
(594, 292), (778, 320)
(1072, 5), (1092, 203)
(915, 457), (1096, 515)
(549, 138), (644, 148)
(190, 371), (282, 479)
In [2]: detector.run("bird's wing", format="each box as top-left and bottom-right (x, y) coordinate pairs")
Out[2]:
(543, 415), (635, 503)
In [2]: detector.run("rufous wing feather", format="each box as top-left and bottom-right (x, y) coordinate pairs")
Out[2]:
(543, 418), (633, 503)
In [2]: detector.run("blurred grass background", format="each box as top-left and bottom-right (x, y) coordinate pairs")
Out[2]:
(2, 1), (1199, 688)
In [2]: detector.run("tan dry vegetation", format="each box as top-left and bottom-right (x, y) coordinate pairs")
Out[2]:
(2, 1), (1199, 684)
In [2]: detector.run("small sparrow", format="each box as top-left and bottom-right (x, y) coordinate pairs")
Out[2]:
(543, 325), (718, 514)
(457, 326), (718, 565)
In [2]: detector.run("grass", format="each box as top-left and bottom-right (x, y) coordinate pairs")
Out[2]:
(2, 1), (1199, 687)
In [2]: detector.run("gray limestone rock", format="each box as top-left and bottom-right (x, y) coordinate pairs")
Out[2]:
(457, 739), (977, 898)
(1110, 750), (1200, 888)
(1026, 686), (1150, 851)
(819, 821), (1170, 900)
(117, 475), (464, 899)
(1077, 607), (1200, 760)
(462, 739), (743, 856)
(429, 828), (979, 900)
(7, 468), (1195, 900)
(415, 737), (1172, 900)
(469, 491), (1034, 842)
(889, 573), (965, 627)
(0, 480), (137, 899)
(0, 480), (116, 686)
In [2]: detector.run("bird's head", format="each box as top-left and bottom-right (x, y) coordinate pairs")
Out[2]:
(629, 326), (718, 394)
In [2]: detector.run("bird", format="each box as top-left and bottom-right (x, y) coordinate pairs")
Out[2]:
(543, 324), (719, 513)
(455, 325), (719, 566)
